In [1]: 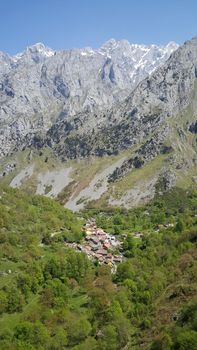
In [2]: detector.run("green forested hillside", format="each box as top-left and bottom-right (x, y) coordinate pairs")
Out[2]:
(0, 186), (197, 349)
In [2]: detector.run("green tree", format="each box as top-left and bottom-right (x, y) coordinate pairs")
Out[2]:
(7, 287), (25, 313)
(150, 333), (172, 350)
(98, 325), (118, 350)
(14, 321), (50, 348)
(115, 261), (134, 282)
(0, 290), (8, 314)
(175, 218), (185, 233)
(114, 315), (131, 348)
(113, 215), (123, 225)
(176, 330), (197, 350)
(51, 328), (68, 349)
(71, 337), (97, 350)
(66, 315), (92, 345)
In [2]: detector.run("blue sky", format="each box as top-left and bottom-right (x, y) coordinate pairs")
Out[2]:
(1, 0), (197, 54)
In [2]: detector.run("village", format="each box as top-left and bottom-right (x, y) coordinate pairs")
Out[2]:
(65, 219), (124, 269)
(64, 218), (176, 269)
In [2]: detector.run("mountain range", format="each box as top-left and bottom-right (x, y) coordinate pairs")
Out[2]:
(0, 37), (196, 211)
(0, 39), (177, 157)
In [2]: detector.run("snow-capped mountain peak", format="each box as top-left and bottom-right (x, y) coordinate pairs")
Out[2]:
(0, 37), (180, 159)
(13, 42), (55, 63)
(27, 42), (55, 56)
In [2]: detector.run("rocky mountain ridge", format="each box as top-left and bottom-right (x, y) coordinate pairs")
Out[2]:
(1, 36), (197, 210)
(42, 37), (197, 160)
(0, 39), (178, 158)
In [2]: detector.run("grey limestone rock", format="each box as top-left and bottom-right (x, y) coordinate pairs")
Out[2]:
(0, 39), (178, 158)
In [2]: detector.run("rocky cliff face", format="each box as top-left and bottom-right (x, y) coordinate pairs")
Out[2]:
(43, 37), (197, 160)
(0, 39), (177, 158)
(1, 37), (197, 210)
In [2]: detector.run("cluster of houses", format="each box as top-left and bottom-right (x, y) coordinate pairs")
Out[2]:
(65, 219), (123, 268)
